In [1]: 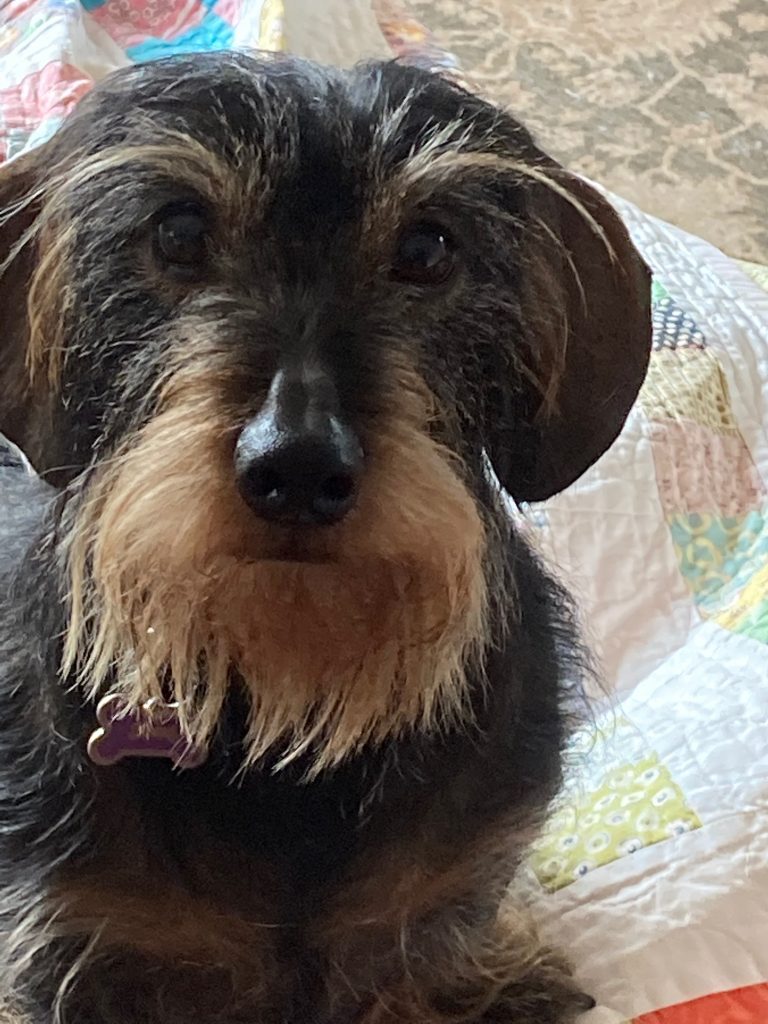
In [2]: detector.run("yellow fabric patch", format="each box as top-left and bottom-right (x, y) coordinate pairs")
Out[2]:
(738, 259), (768, 294)
(530, 754), (702, 892)
(640, 348), (738, 434)
(258, 0), (285, 51)
(715, 560), (768, 640)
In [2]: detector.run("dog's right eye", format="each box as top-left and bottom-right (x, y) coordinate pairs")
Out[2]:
(154, 204), (210, 275)
(391, 222), (457, 287)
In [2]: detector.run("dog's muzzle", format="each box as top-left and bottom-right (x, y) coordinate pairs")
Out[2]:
(234, 367), (363, 527)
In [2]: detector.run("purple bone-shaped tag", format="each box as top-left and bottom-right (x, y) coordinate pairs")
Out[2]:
(87, 694), (208, 770)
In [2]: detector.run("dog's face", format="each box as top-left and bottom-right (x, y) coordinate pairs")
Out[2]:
(0, 54), (650, 770)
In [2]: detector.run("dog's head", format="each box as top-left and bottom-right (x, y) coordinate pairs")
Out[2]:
(0, 54), (650, 771)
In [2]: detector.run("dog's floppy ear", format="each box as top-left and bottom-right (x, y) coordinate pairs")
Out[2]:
(487, 165), (652, 503)
(0, 146), (54, 442)
(0, 146), (45, 300)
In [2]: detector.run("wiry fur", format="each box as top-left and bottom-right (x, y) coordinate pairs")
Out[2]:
(63, 352), (488, 772)
(0, 53), (651, 1024)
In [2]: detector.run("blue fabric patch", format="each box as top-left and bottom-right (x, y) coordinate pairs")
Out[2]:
(126, 11), (233, 61)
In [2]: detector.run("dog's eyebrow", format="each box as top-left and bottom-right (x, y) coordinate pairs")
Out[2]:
(55, 139), (233, 205)
(398, 148), (511, 189)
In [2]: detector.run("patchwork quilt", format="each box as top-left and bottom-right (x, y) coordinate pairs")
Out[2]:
(2, 0), (767, 1020)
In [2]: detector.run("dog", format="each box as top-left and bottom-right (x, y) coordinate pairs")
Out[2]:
(0, 52), (651, 1024)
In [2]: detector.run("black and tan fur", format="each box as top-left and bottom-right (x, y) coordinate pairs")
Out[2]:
(0, 53), (651, 1023)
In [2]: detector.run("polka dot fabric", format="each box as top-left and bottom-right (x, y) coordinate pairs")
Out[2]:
(531, 749), (701, 893)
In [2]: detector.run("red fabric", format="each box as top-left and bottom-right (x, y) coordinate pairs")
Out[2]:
(635, 984), (768, 1023)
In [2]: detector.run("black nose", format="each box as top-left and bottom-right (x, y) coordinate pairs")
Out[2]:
(235, 371), (363, 526)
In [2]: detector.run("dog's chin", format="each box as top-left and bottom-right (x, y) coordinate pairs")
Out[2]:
(253, 527), (338, 565)
(260, 552), (330, 565)
(77, 542), (484, 773)
(63, 369), (490, 772)
(263, 557), (328, 566)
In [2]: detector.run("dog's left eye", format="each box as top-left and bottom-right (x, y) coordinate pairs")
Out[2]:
(154, 204), (210, 273)
(392, 223), (456, 286)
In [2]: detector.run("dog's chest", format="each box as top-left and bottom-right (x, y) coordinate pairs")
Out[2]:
(52, 750), (426, 1021)
(113, 751), (372, 896)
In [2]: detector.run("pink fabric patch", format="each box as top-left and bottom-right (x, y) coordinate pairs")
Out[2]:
(649, 419), (765, 518)
(0, 0), (42, 22)
(89, 0), (205, 48)
(215, 0), (241, 27)
(0, 61), (92, 134)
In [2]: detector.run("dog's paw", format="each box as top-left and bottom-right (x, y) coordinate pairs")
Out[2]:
(482, 968), (596, 1023)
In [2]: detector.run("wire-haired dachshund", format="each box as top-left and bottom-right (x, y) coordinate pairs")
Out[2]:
(0, 52), (650, 1024)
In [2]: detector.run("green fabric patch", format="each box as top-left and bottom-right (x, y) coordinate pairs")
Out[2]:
(651, 278), (669, 303)
(530, 754), (701, 892)
(730, 597), (768, 643)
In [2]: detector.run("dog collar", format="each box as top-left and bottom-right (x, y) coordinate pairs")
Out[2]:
(87, 694), (207, 770)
